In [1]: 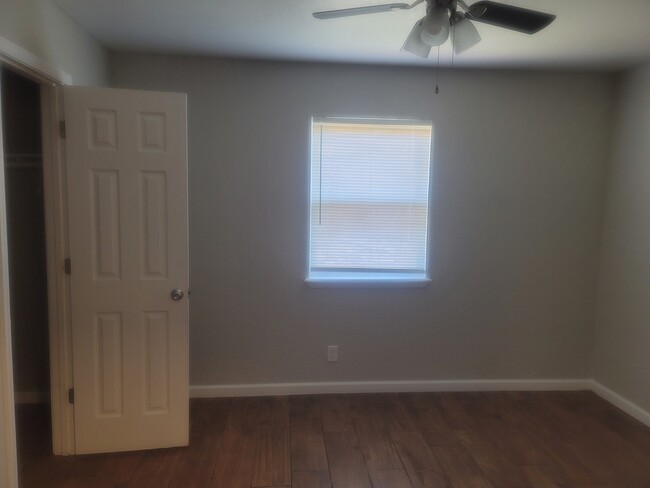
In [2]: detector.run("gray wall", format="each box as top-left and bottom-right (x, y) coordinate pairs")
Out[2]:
(0, 0), (109, 85)
(112, 53), (615, 386)
(593, 64), (650, 411)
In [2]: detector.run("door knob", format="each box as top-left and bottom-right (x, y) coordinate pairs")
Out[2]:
(171, 288), (184, 301)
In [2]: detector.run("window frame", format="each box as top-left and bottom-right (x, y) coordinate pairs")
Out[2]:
(306, 116), (434, 288)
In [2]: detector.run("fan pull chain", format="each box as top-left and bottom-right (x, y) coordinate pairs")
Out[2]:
(434, 45), (440, 94)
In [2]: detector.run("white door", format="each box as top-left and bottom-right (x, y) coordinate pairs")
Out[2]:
(63, 87), (188, 454)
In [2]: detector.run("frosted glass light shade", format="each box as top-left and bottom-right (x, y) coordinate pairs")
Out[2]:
(420, 6), (450, 46)
(402, 18), (432, 58)
(452, 18), (481, 54)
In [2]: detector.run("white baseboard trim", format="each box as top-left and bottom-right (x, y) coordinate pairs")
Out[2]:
(590, 380), (650, 428)
(190, 378), (592, 398)
(14, 391), (50, 404)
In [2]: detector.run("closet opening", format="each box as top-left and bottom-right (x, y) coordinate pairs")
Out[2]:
(1, 66), (52, 485)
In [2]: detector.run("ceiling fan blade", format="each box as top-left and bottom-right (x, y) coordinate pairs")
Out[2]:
(401, 17), (431, 58)
(313, 3), (409, 19)
(452, 18), (481, 54)
(466, 1), (556, 34)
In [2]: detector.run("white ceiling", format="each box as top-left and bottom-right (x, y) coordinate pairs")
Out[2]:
(53, 0), (650, 69)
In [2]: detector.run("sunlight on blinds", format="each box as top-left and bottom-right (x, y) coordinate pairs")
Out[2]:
(309, 118), (433, 279)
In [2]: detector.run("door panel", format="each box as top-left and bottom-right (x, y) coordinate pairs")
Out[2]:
(64, 87), (188, 454)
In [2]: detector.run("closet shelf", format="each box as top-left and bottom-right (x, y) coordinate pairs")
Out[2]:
(4, 153), (42, 168)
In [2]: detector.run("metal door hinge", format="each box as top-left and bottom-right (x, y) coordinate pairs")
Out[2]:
(68, 388), (74, 404)
(59, 120), (66, 139)
(64, 258), (71, 275)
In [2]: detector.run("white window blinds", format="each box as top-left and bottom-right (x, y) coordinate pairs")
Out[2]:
(309, 118), (433, 281)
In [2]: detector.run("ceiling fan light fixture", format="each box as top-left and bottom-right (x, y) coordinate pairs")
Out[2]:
(452, 17), (481, 54)
(419, 6), (450, 46)
(402, 18), (432, 58)
(313, 0), (556, 59)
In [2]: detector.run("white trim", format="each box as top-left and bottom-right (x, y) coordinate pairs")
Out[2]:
(306, 277), (431, 288)
(14, 391), (50, 405)
(190, 379), (650, 431)
(0, 36), (71, 86)
(41, 86), (75, 455)
(312, 117), (434, 128)
(190, 378), (592, 398)
(0, 77), (19, 488)
(590, 380), (650, 428)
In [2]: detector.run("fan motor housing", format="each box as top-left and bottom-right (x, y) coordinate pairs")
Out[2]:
(431, 0), (457, 11)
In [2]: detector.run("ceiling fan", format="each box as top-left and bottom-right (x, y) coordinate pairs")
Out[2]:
(313, 0), (556, 58)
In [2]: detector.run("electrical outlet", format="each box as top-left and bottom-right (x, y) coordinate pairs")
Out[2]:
(327, 345), (338, 362)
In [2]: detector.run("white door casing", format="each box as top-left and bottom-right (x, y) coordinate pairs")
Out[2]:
(0, 70), (19, 488)
(64, 87), (188, 454)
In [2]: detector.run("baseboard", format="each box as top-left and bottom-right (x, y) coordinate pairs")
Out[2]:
(590, 380), (650, 428)
(14, 391), (50, 404)
(15, 380), (643, 426)
(190, 378), (592, 398)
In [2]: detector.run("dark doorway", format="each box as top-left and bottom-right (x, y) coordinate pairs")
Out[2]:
(1, 66), (52, 484)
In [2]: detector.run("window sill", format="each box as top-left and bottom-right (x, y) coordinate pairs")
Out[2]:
(306, 273), (431, 288)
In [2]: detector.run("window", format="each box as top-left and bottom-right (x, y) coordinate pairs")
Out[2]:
(308, 117), (433, 285)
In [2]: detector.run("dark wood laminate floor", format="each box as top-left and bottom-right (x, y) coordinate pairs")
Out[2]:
(15, 391), (650, 487)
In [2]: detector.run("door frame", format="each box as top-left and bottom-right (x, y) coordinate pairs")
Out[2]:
(0, 69), (19, 488)
(41, 85), (75, 456)
(0, 35), (74, 487)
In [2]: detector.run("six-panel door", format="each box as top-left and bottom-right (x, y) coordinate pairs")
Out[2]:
(64, 87), (188, 454)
